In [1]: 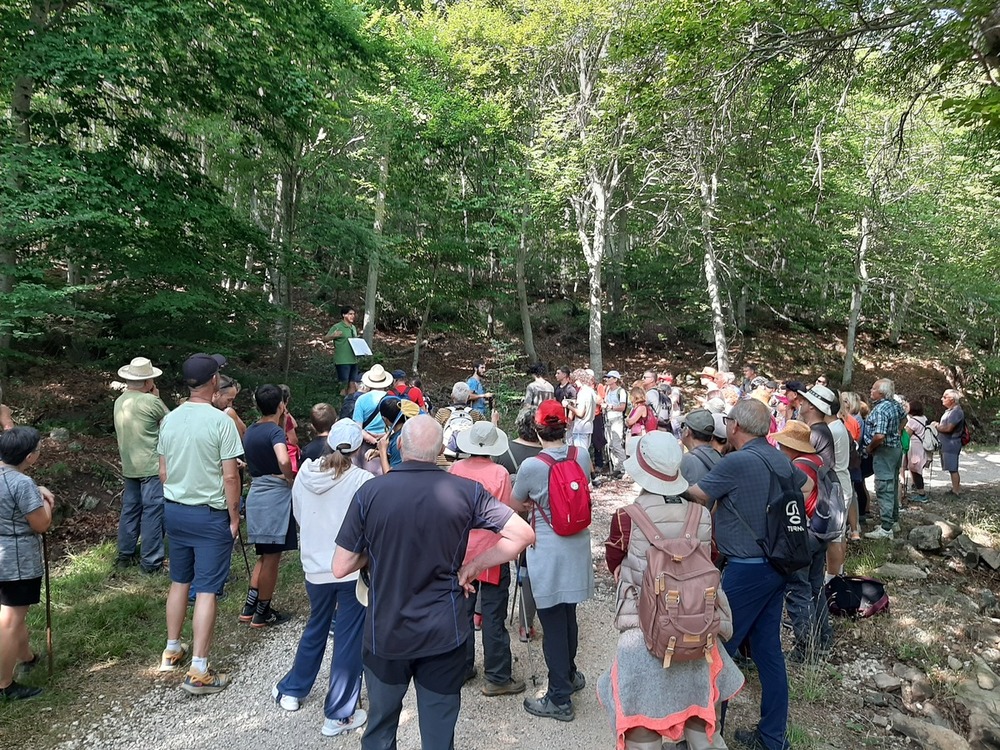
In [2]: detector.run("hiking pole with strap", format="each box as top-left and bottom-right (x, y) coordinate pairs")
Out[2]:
(43, 534), (54, 678)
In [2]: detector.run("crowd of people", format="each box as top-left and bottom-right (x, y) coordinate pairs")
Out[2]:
(0, 353), (974, 750)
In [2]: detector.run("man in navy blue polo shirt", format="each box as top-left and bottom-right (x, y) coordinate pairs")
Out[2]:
(687, 398), (807, 750)
(334, 415), (534, 749)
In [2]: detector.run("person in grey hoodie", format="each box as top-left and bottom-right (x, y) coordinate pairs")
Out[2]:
(271, 419), (373, 738)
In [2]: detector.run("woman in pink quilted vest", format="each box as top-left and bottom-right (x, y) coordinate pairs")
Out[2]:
(599, 431), (744, 750)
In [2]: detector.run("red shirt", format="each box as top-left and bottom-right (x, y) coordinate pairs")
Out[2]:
(394, 384), (426, 410)
(793, 454), (823, 518)
(449, 457), (513, 585)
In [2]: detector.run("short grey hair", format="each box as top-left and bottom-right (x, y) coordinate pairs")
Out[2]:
(399, 415), (444, 463)
(944, 389), (962, 402)
(730, 398), (770, 437)
(874, 379), (895, 399)
(451, 381), (471, 403)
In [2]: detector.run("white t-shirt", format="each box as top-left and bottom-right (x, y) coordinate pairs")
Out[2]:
(573, 385), (597, 434)
(828, 418), (853, 504)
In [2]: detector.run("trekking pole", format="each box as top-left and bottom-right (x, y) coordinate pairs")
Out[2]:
(237, 525), (252, 580)
(517, 571), (539, 687)
(509, 558), (520, 626)
(42, 534), (54, 679)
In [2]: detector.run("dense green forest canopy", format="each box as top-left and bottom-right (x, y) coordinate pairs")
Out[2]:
(2, 0), (1000, 392)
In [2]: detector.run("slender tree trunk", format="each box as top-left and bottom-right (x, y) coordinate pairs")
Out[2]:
(574, 179), (607, 375)
(411, 264), (438, 375)
(887, 286), (912, 345)
(363, 154), (388, 347)
(843, 214), (870, 387)
(700, 168), (729, 371)
(516, 202), (538, 363)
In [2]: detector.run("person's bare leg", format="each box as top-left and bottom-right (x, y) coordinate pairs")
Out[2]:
(827, 539), (845, 577)
(256, 554), (281, 601)
(951, 471), (961, 494)
(166, 582), (191, 641)
(249, 558), (262, 590)
(191, 593), (217, 659)
(0, 605), (30, 688)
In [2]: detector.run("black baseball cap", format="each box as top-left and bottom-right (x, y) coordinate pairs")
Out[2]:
(182, 353), (227, 387)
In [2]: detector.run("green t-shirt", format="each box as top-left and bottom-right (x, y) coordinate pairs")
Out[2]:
(114, 390), (170, 479)
(328, 320), (358, 365)
(157, 402), (244, 510)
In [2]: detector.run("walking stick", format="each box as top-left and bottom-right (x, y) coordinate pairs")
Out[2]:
(42, 534), (53, 678)
(509, 558), (520, 626)
(237, 526), (252, 580)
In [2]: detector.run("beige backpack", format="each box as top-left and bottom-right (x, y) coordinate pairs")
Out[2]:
(623, 502), (722, 667)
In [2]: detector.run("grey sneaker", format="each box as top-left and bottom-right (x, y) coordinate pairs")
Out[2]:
(864, 526), (893, 540)
(322, 709), (367, 737)
(570, 670), (586, 693)
(524, 695), (574, 722)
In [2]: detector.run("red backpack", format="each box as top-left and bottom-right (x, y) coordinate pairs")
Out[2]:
(535, 447), (592, 536)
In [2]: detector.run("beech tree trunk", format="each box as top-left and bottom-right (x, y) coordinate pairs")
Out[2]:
(699, 167), (730, 372)
(516, 203), (538, 363)
(363, 153), (388, 347)
(843, 214), (870, 388)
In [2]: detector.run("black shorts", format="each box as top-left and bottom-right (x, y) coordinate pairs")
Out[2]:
(0, 576), (42, 607)
(254, 510), (298, 556)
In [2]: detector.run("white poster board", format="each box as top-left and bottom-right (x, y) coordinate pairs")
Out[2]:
(349, 338), (373, 356)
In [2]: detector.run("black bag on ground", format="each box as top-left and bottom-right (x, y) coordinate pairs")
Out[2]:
(825, 575), (890, 618)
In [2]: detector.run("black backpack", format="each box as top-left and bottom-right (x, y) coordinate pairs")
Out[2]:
(731, 451), (812, 577)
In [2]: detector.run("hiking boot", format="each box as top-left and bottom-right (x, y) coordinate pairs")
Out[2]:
(570, 671), (586, 693)
(181, 667), (229, 695)
(864, 526), (893, 540)
(482, 678), (526, 696)
(115, 555), (137, 570)
(140, 564), (167, 576)
(523, 695), (574, 722)
(910, 494), (929, 504)
(239, 602), (255, 623)
(272, 685), (300, 712)
(0, 681), (42, 701)
(734, 726), (789, 750)
(322, 709), (368, 737)
(251, 607), (290, 629)
(159, 643), (189, 672)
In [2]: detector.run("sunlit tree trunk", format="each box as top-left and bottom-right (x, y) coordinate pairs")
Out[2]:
(843, 214), (870, 387)
(699, 165), (729, 372)
(363, 153), (388, 347)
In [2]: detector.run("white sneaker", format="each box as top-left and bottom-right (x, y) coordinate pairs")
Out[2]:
(272, 685), (300, 712)
(865, 526), (894, 540)
(322, 709), (368, 737)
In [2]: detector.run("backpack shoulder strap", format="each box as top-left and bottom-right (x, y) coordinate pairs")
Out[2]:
(566, 446), (578, 463)
(623, 503), (665, 548)
(681, 501), (703, 539)
(536, 451), (557, 469)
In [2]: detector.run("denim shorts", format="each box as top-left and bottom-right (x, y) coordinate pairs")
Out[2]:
(164, 501), (233, 595)
(336, 363), (359, 384)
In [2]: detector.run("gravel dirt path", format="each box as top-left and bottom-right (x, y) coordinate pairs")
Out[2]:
(49, 448), (1000, 750)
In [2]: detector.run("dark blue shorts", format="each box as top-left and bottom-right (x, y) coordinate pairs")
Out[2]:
(336, 363), (359, 384)
(164, 501), (233, 595)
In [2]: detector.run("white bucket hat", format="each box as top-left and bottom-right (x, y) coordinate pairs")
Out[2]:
(456, 421), (509, 457)
(362, 364), (394, 390)
(117, 357), (163, 381)
(622, 431), (689, 496)
(802, 384), (837, 416)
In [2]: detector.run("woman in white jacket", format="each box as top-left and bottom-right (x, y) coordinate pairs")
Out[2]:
(271, 419), (373, 737)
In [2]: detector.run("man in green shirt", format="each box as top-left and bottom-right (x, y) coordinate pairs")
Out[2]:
(113, 357), (170, 573)
(324, 305), (359, 396)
